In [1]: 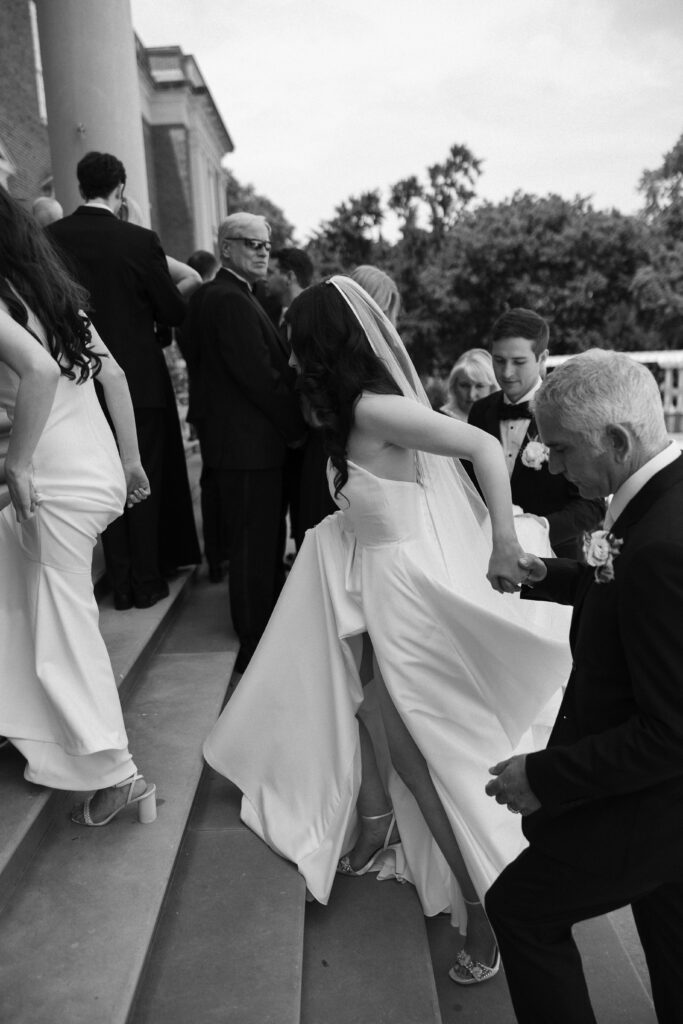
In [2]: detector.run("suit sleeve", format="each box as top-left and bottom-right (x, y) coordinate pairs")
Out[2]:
(526, 540), (683, 805)
(214, 291), (305, 443)
(546, 487), (606, 552)
(522, 557), (586, 605)
(143, 233), (187, 327)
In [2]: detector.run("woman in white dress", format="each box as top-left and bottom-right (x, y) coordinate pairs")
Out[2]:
(0, 187), (156, 826)
(204, 278), (570, 981)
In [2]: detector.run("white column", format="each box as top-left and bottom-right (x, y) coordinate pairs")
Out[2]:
(35, 0), (150, 223)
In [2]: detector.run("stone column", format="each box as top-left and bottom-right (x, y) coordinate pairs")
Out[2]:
(35, 0), (150, 223)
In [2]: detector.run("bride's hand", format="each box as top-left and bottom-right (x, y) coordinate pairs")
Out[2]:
(123, 461), (151, 508)
(487, 537), (528, 593)
(5, 462), (40, 523)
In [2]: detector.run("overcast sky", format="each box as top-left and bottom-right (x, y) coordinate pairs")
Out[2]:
(131, 0), (683, 242)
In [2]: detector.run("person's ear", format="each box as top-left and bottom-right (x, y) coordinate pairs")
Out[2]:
(605, 424), (632, 463)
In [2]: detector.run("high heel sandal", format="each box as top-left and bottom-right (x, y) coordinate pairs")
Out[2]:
(71, 772), (157, 827)
(337, 810), (399, 876)
(448, 898), (501, 986)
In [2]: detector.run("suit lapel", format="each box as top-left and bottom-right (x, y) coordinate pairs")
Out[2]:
(609, 453), (683, 539)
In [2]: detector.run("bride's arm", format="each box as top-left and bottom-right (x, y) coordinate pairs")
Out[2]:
(89, 326), (150, 507)
(0, 310), (60, 520)
(355, 393), (523, 590)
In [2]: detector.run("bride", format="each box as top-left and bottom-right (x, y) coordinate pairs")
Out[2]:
(204, 277), (570, 982)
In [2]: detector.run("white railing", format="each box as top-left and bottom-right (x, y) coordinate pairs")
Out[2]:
(547, 351), (683, 434)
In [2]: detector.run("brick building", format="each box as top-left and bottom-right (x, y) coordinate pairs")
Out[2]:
(0, 0), (233, 254)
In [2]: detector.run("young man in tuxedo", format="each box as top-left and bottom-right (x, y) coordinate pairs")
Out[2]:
(468, 309), (604, 557)
(486, 350), (683, 1023)
(48, 151), (196, 609)
(185, 214), (306, 672)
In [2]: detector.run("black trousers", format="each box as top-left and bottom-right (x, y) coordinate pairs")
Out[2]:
(102, 407), (165, 598)
(216, 467), (285, 670)
(485, 844), (683, 1024)
(196, 422), (224, 567)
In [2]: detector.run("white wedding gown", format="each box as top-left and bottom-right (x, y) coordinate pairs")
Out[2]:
(204, 458), (571, 926)
(0, 360), (136, 790)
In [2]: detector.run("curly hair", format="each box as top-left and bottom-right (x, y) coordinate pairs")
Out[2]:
(0, 187), (100, 381)
(285, 281), (402, 497)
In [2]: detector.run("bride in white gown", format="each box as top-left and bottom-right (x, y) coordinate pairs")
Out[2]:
(204, 277), (570, 980)
(0, 187), (155, 826)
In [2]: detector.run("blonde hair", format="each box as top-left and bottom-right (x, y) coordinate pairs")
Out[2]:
(446, 348), (497, 398)
(349, 265), (401, 325)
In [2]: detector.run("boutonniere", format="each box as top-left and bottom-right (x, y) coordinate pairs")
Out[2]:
(583, 529), (623, 583)
(520, 438), (549, 471)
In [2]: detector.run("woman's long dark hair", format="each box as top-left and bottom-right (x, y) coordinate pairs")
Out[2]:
(286, 281), (402, 497)
(0, 187), (100, 381)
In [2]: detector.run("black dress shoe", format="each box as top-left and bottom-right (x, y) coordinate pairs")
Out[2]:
(133, 582), (170, 609)
(113, 590), (134, 611)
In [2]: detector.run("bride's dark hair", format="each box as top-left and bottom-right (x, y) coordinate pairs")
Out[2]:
(286, 281), (402, 496)
(0, 187), (101, 381)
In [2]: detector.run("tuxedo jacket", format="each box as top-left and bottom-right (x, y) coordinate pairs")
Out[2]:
(184, 269), (305, 470)
(522, 454), (683, 882)
(48, 207), (186, 408)
(468, 390), (604, 557)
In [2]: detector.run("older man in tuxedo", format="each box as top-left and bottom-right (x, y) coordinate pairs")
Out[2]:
(486, 350), (683, 1023)
(186, 214), (306, 672)
(48, 151), (196, 609)
(468, 309), (604, 557)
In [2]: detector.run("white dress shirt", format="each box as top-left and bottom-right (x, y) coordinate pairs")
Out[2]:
(604, 442), (681, 531)
(499, 379), (542, 478)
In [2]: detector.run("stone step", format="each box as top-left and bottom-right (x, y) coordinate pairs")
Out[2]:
(426, 908), (656, 1023)
(130, 771), (306, 1024)
(0, 575), (236, 1024)
(301, 873), (442, 1024)
(0, 570), (194, 915)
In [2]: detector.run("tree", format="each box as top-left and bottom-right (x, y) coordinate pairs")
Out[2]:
(225, 171), (295, 249)
(306, 190), (386, 276)
(639, 133), (683, 237)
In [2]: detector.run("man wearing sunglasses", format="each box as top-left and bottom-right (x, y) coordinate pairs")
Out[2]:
(185, 212), (306, 673)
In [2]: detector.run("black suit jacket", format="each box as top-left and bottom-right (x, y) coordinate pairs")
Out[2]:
(522, 454), (683, 880)
(48, 207), (186, 408)
(184, 269), (305, 470)
(468, 390), (604, 557)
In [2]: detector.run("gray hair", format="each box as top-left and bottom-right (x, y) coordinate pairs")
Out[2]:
(217, 212), (270, 253)
(534, 349), (667, 448)
(446, 348), (498, 397)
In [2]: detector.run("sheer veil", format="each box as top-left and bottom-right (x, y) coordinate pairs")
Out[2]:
(329, 274), (570, 716)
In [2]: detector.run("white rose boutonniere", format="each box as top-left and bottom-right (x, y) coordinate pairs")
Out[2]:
(521, 438), (549, 471)
(583, 529), (623, 584)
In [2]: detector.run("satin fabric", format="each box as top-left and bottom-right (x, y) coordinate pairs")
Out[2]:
(204, 461), (571, 927)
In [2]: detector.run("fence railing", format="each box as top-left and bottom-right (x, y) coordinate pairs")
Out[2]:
(546, 351), (683, 434)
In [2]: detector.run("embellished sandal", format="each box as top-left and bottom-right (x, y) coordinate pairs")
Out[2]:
(449, 948), (501, 986)
(337, 810), (399, 876)
(449, 897), (500, 986)
(71, 772), (157, 827)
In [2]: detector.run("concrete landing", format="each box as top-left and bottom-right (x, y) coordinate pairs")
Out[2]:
(301, 873), (442, 1024)
(130, 768), (306, 1024)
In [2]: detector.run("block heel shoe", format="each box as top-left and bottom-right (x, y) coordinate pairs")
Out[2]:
(71, 772), (157, 827)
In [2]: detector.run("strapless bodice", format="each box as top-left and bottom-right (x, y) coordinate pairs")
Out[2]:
(332, 461), (425, 548)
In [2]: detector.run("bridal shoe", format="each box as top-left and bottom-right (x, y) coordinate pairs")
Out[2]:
(71, 772), (157, 827)
(449, 948), (501, 986)
(337, 811), (399, 876)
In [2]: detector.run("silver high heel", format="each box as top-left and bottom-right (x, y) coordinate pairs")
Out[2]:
(337, 810), (399, 876)
(449, 898), (500, 986)
(71, 772), (157, 827)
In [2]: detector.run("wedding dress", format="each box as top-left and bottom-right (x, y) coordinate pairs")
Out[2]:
(0, 358), (136, 790)
(203, 278), (571, 927)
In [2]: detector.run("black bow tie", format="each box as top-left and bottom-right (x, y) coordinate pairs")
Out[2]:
(499, 402), (531, 421)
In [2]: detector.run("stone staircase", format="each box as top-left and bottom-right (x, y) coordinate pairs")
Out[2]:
(0, 450), (659, 1023)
